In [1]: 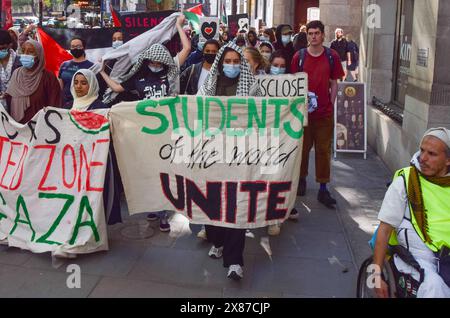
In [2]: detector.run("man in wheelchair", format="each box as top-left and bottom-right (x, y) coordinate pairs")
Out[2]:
(372, 128), (450, 298)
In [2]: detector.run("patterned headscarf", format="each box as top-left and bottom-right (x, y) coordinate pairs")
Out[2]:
(198, 42), (261, 97)
(121, 43), (178, 96)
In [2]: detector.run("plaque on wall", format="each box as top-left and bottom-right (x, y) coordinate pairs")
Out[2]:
(416, 48), (429, 67)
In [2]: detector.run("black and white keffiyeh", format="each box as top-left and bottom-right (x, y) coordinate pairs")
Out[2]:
(198, 42), (261, 97)
(120, 43), (179, 95)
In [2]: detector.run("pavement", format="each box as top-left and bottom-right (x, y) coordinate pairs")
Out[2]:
(0, 147), (393, 298)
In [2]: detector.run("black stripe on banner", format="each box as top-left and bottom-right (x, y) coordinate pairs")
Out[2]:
(41, 27), (121, 50)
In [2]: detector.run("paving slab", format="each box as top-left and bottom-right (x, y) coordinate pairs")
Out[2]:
(89, 276), (223, 298)
(0, 264), (100, 298)
(248, 254), (356, 298)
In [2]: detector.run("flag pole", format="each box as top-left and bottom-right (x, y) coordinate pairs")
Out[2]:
(38, 0), (43, 27)
(0, 0), (4, 29)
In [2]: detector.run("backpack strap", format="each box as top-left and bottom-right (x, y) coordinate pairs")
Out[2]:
(324, 47), (335, 76)
(298, 47), (334, 76)
(297, 48), (307, 72)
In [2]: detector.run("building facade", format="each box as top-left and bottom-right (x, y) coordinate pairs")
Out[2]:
(246, 0), (448, 172)
(360, 0), (450, 171)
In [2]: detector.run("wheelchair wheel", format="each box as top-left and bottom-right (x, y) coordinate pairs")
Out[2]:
(356, 256), (397, 298)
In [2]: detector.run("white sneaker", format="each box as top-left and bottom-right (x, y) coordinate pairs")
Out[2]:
(197, 226), (207, 240)
(208, 246), (223, 259)
(227, 264), (244, 280)
(267, 224), (281, 236)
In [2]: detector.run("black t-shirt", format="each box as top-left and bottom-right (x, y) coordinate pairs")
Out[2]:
(330, 38), (349, 61)
(121, 70), (170, 100)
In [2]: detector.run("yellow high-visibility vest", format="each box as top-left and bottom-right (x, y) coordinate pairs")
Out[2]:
(388, 167), (450, 252)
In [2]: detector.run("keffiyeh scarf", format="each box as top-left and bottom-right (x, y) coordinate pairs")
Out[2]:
(121, 43), (178, 97)
(198, 42), (261, 97)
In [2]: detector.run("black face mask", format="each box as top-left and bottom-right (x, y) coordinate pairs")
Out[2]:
(70, 48), (85, 58)
(203, 53), (216, 64)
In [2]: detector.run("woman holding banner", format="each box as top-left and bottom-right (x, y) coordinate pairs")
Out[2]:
(69, 69), (122, 225)
(197, 42), (261, 281)
(5, 39), (62, 124)
(70, 69), (106, 110)
(99, 14), (191, 101)
(100, 14), (191, 232)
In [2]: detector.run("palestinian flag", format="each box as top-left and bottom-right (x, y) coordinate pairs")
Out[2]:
(184, 4), (203, 34)
(220, 1), (227, 25)
(37, 27), (120, 76)
(37, 28), (72, 77)
(110, 4), (122, 27)
(186, 3), (203, 16)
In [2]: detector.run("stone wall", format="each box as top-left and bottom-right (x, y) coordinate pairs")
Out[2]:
(319, 0), (362, 45)
(362, 0), (449, 171)
(272, 0), (295, 27)
(428, 0), (450, 129)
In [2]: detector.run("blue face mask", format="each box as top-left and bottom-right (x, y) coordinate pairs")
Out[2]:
(270, 65), (286, 75)
(222, 64), (241, 79)
(281, 35), (291, 45)
(0, 49), (9, 59)
(112, 40), (123, 49)
(20, 54), (35, 69)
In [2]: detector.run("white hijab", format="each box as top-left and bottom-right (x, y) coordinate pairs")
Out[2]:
(70, 69), (99, 111)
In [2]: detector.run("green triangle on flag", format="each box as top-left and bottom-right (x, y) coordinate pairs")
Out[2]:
(184, 11), (200, 34)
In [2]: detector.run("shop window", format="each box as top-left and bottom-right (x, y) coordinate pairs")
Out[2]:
(392, 0), (414, 108)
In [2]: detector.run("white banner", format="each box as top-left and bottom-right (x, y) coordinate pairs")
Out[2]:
(256, 73), (308, 98)
(0, 106), (110, 255)
(109, 95), (307, 229)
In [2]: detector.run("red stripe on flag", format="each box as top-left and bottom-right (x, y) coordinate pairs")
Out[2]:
(186, 4), (203, 16)
(110, 4), (122, 27)
(2, 0), (13, 30)
(37, 28), (72, 77)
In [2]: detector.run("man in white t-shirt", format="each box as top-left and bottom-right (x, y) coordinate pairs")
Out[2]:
(373, 127), (450, 298)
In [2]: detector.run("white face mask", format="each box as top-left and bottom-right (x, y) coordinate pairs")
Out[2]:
(112, 40), (123, 49)
(149, 65), (164, 73)
(261, 52), (271, 60)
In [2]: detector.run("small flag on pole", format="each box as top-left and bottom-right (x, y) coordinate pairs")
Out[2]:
(184, 4), (203, 34)
(110, 3), (122, 27)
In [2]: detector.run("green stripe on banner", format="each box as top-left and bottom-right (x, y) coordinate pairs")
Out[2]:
(184, 11), (200, 33)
